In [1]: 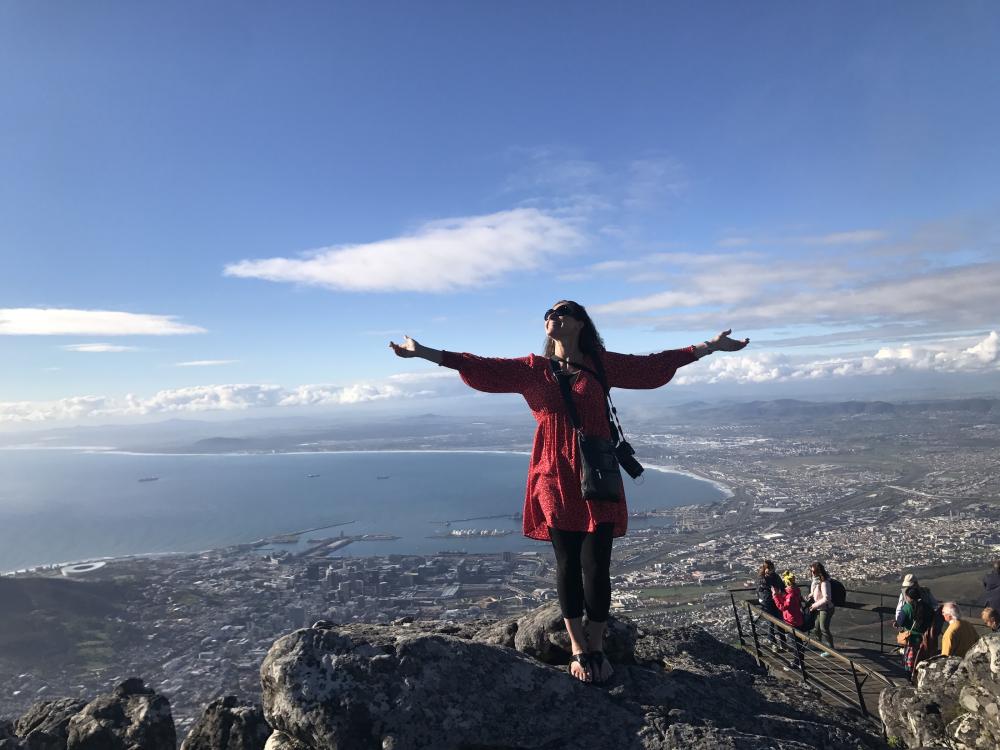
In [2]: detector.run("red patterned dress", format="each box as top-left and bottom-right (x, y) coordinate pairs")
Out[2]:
(439, 347), (697, 541)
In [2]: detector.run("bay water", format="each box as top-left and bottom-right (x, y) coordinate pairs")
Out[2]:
(0, 450), (727, 572)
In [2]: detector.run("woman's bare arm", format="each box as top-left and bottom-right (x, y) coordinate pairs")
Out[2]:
(693, 329), (750, 359)
(389, 335), (443, 365)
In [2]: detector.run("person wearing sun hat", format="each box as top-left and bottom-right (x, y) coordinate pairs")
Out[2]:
(771, 570), (806, 669)
(894, 573), (938, 627)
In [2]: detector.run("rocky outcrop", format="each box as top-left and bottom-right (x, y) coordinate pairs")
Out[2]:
(879, 633), (1000, 748)
(2, 681), (174, 750)
(11, 698), (86, 750)
(180, 697), (270, 750)
(260, 602), (881, 750)
(1, 720), (20, 750)
(65, 678), (175, 750)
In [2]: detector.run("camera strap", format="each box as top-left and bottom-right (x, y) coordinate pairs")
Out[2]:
(549, 356), (627, 445)
(550, 359), (583, 430)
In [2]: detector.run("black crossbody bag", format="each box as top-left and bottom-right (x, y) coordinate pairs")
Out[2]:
(550, 357), (644, 502)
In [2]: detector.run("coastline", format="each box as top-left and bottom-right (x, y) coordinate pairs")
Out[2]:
(1, 449), (730, 575)
(1, 549), (200, 578)
(642, 462), (735, 499)
(90, 448), (535, 458)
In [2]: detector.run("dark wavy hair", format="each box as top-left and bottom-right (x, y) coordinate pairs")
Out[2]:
(542, 300), (606, 361)
(810, 561), (829, 582)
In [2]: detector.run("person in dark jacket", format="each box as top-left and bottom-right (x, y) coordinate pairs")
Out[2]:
(983, 561), (1000, 611)
(756, 560), (787, 651)
(899, 585), (934, 679)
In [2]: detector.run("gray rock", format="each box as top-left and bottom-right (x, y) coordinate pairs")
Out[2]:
(914, 656), (964, 691)
(180, 696), (270, 750)
(958, 684), (999, 722)
(13, 699), (86, 750)
(467, 617), (517, 649)
(510, 600), (571, 663)
(259, 606), (880, 750)
(508, 600), (637, 665)
(948, 711), (1000, 749)
(261, 732), (308, 750)
(878, 685), (952, 748)
(0, 720), (21, 750)
(880, 633), (1000, 748)
(65, 679), (175, 750)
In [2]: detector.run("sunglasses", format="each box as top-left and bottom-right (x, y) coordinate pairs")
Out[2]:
(544, 304), (579, 321)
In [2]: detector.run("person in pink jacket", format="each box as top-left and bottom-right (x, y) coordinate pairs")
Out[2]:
(772, 571), (805, 669)
(808, 561), (835, 654)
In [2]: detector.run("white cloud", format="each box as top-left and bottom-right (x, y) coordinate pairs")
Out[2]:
(4, 333), (996, 425)
(673, 331), (1000, 386)
(0, 396), (118, 424)
(386, 370), (459, 384)
(277, 383), (402, 406)
(0, 375), (445, 425)
(0, 309), (205, 336)
(62, 343), (139, 353)
(174, 360), (239, 367)
(593, 289), (725, 315)
(589, 244), (1000, 333)
(223, 208), (582, 293)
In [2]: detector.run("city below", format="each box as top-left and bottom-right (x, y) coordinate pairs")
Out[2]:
(2, 397), (998, 730)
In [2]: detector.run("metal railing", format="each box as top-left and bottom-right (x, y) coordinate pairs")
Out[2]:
(729, 586), (990, 655)
(729, 592), (896, 720)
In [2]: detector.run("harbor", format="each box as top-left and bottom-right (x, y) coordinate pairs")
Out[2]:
(428, 528), (514, 539)
(299, 532), (402, 556)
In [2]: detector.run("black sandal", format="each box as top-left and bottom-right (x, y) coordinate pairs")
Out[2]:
(589, 651), (610, 684)
(567, 652), (592, 682)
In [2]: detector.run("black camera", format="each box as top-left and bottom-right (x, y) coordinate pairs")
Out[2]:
(614, 440), (644, 480)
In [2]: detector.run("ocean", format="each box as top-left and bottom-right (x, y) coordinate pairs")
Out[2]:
(0, 449), (728, 572)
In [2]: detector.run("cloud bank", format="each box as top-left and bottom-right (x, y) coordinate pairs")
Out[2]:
(224, 208), (581, 293)
(3, 333), (997, 425)
(591, 251), (1000, 334)
(674, 331), (1000, 385)
(0, 370), (462, 425)
(0, 309), (205, 336)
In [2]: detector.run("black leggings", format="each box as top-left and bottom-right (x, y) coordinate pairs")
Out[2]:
(549, 523), (614, 622)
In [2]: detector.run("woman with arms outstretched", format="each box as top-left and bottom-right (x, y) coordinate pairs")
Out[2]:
(390, 300), (748, 684)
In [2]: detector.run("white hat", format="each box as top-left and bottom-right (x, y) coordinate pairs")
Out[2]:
(901, 573), (917, 589)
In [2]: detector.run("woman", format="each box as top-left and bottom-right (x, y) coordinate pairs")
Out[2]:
(772, 571), (805, 669)
(391, 300), (748, 684)
(807, 561), (835, 653)
(757, 560), (787, 651)
(899, 585), (933, 678)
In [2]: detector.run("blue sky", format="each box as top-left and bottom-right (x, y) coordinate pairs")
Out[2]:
(1, 2), (999, 427)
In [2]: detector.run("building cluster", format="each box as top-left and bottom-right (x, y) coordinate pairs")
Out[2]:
(3, 402), (998, 729)
(0, 547), (558, 730)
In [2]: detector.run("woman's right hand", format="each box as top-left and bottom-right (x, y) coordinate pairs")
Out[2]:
(389, 335), (421, 358)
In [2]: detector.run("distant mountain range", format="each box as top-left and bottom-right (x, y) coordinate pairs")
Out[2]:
(2, 398), (997, 453)
(661, 397), (1000, 421)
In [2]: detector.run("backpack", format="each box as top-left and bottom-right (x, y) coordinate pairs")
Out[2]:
(830, 579), (847, 607)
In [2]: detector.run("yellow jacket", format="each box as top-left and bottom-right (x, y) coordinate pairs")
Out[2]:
(941, 618), (979, 658)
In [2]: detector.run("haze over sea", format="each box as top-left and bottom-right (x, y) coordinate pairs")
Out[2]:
(0, 450), (727, 573)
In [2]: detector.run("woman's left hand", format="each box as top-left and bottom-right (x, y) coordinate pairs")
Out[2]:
(707, 329), (750, 352)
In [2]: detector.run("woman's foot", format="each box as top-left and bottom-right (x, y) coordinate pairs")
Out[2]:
(568, 652), (592, 682)
(589, 650), (614, 684)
